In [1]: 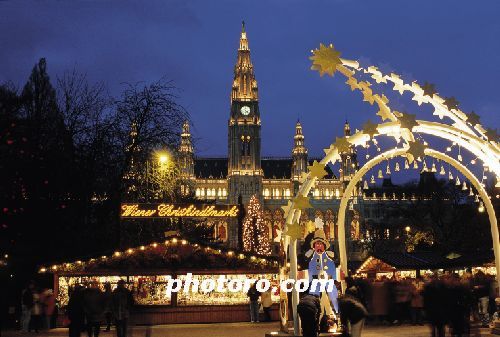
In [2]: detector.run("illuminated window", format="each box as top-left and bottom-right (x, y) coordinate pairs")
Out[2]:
(196, 188), (201, 197)
(284, 189), (290, 198)
(218, 188), (222, 197)
(207, 189), (211, 197)
(222, 188), (227, 197)
(314, 189), (320, 197)
(264, 188), (270, 198)
(335, 189), (340, 198)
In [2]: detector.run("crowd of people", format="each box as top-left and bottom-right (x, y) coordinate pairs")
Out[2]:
(344, 271), (498, 337)
(20, 279), (134, 337)
(246, 282), (273, 323)
(294, 271), (499, 337)
(21, 281), (57, 333)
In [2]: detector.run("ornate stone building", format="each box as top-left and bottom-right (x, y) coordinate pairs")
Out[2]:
(177, 23), (360, 249)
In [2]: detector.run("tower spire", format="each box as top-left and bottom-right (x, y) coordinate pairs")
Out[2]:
(179, 120), (194, 178)
(292, 121), (308, 180)
(232, 21), (257, 102)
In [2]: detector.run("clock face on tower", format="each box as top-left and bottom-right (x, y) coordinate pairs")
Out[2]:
(240, 105), (250, 116)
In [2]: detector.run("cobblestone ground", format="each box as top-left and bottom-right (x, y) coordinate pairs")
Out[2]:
(0, 322), (491, 337)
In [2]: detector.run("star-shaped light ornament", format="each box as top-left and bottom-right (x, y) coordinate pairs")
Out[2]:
(308, 160), (328, 179)
(281, 200), (293, 218)
(305, 220), (316, 234)
(362, 87), (375, 105)
(421, 82), (437, 97)
(285, 222), (303, 241)
(362, 120), (379, 139)
(390, 73), (406, 94)
(485, 128), (499, 143)
(346, 77), (359, 91)
(293, 195), (312, 210)
(334, 136), (351, 153)
(376, 107), (393, 122)
(310, 43), (342, 77)
(405, 140), (427, 163)
(466, 111), (481, 126)
(411, 82), (427, 105)
(443, 97), (459, 111)
(314, 217), (325, 229)
(398, 112), (419, 130)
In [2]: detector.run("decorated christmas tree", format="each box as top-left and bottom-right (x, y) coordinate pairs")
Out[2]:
(242, 195), (271, 255)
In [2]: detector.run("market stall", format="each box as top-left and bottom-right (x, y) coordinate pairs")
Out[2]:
(41, 238), (280, 325)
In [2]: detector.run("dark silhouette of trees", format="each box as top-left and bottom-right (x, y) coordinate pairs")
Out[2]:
(0, 59), (190, 279)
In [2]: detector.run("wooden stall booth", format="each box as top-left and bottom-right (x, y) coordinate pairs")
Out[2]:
(41, 238), (280, 325)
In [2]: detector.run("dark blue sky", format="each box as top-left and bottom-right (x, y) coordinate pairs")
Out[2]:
(1, 0), (499, 158)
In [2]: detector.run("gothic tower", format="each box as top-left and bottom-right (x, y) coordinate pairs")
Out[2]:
(291, 121), (308, 181)
(228, 21), (263, 206)
(340, 120), (359, 187)
(179, 120), (194, 179)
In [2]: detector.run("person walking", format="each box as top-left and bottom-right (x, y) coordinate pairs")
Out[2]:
(29, 288), (43, 333)
(297, 291), (321, 337)
(42, 289), (56, 329)
(261, 288), (273, 322)
(83, 282), (105, 337)
(338, 286), (368, 337)
(103, 283), (113, 331)
(68, 285), (85, 337)
(410, 277), (424, 325)
(112, 280), (134, 337)
(21, 281), (35, 332)
(424, 277), (448, 337)
(247, 282), (260, 323)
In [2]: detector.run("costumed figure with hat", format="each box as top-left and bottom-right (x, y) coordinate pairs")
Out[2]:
(305, 221), (339, 326)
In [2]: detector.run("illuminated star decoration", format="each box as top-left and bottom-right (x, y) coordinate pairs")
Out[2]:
(466, 111), (481, 126)
(411, 82), (426, 106)
(485, 128), (499, 142)
(398, 112), (419, 130)
(333, 136), (351, 153)
(390, 73), (406, 94)
(421, 82), (437, 97)
(281, 200), (293, 218)
(293, 195), (312, 210)
(310, 43), (342, 77)
(405, 140), (427, 163)
(305, 221), (316, 234)
(443, 97), (459, 110)
(308, 160), (328, 179)
(285, 222), (303, 241)
(376, 106), (392, 122)
(346, 77), (359, 91)
(299, 172), (309, 183)
(362, 120), (379, 139)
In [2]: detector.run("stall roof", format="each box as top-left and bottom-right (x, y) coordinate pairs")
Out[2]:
(355, 251), (494, 274)
(39, 237), (278, 276)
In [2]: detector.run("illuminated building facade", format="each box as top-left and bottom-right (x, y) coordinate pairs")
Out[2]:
(178, 23), (361, 249)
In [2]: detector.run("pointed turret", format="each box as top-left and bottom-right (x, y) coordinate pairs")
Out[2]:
(231, 21), (258, 102)
(179, 120), (194, 178)
(344, 120), (351, 137)
(292, 120), (308, 181)
(340, 120), (358, 187)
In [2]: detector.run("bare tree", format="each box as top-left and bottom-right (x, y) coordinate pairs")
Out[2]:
(115, 79), (189, 171)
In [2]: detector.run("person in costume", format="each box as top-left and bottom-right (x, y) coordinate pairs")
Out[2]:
(305, 228), (339, 320)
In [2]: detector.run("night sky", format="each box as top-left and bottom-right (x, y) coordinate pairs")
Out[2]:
(1, 0), (499, 159)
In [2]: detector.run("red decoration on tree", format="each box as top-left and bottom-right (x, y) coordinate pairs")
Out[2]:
(242, 195), (271, 255)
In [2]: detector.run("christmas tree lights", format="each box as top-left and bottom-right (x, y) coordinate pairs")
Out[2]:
(242, 195), (271, 255)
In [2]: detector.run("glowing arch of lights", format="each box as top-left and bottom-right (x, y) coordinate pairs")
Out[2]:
(282, 43), (500, 334)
